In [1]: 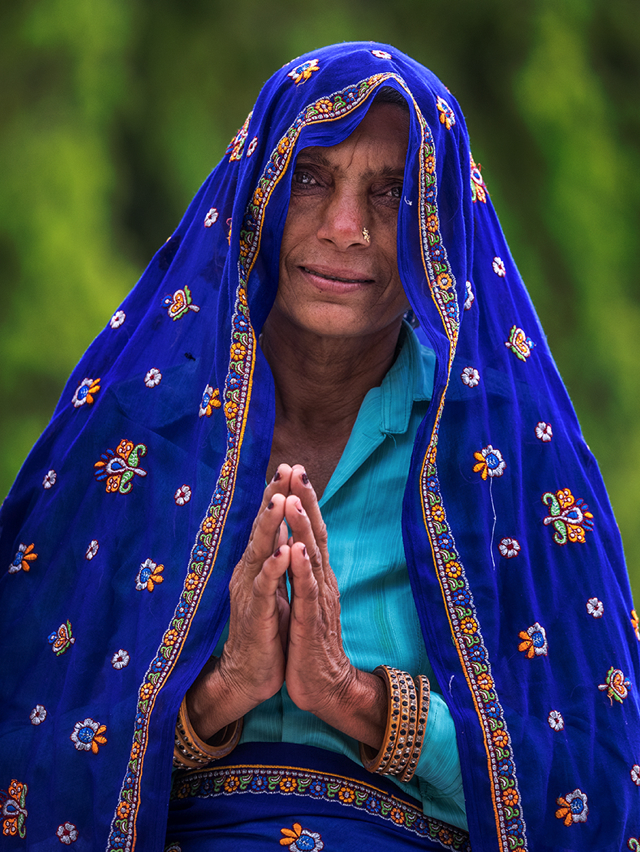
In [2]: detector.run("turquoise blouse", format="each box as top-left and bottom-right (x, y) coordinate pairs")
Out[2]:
(214, 325), (467, 830)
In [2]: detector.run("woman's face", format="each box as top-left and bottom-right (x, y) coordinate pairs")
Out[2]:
(274, 102), (411, 340)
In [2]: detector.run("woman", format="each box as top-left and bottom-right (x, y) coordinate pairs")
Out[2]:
(1, 43), (638, 852)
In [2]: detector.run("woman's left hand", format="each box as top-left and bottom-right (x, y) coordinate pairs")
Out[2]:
(283, 465), (387, 750)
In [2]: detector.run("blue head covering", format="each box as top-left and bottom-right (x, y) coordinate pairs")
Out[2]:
(1, 42), (638, 851)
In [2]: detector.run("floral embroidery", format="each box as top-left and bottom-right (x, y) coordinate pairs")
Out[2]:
(555, 789), (588, 825)
(203, 208), (218, 227)
(135, 559), (164, 592)
(110, 310), (126, 329)
(498, 538), (520, 558)
(56, 823), (78, 844)
(464, 280), (474, 311)
(94, 440), (147, 494)
(436, 96), (455, 129)
(85, 540), (99, 560)
(172, 763), (471, 850)
(199, 385), (221, 417)
(111, 649), (130, 669)
(43, 469), (57, 489)
(0, 779), (28, 838)
(598, 666), (632, 704)
(71, 718), (107, 753)
(473, 445), (506, 480)
(8, 542), (37, 574)
(542, 488), (594, 545)
(630, 764), (640, 785)
(470, 154), (487, 203)
(535, 421), (552, 442)
(460, 367), (480, 387)
(30, 705), (47, 725)
(162, 286), (200, 321)
(492, 257), (506, 276)
(174, 485), (191, 506)
(548, 710), (564, 731)
(71, 377), (101, 408)
(631, 609), (640, 640)
(629, 839), (640, 851)
(165, 844), (182, 852)
(371, 49), (392, 60)
(226, 112), (253, 161)
(144, 368), (162, 388)
(505, 326), (535, 361)
(287, 59), (320, 85)
(586, 597), (604, 618)
(518, 623), (548, 658)
(48, 620), (75, 655)
(280, 823), (324, 851)
(246, 137), (258, 157)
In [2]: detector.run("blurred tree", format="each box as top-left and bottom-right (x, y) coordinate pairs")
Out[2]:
(1, 0), (638, 596)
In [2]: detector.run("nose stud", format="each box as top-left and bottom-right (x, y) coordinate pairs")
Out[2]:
(362, 227), (371, 243)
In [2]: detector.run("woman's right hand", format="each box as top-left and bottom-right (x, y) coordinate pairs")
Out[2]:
(185, 465), (293, 741)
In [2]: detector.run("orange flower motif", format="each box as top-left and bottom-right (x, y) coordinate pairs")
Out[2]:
(460, 616), (478, 635)
(184, 572), (199, 591)
(502, 788), (519, 807)
(426, 214), (439, 233)
(338, 786), (355, 803)
(390, 807), (405, 825)
(117, 801), (130, 819)
(476, 672), (493, 691)
(278, 137), (291, 155)
(314, 98), (334, 113)
(224, 401), (239, 421)
(202, 517), (215, 535)
(631, 609), (640, 641)
(492, 729), (509, 748)
(230, 342), (246, 361)
(8, 543), (38, 574)
(436, 272), (453, 290)
(279, 777), (297, 793)
(444, 560), (462, 578)
(164, 629), (179, 646)
(140, 683), (154, 701)
(224, 775), (240, 793)
(431, 504), (445, 522)
(425, 155), (436, 174)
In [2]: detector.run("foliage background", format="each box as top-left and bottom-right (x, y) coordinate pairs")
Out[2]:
(1, 0), (638, 598)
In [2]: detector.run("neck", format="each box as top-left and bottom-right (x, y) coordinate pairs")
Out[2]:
(261, 310), (404, 439)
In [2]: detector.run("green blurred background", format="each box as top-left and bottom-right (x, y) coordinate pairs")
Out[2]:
(1, 0), (638, 597)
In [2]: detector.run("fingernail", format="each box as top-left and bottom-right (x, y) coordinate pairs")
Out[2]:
(302, 545), (307, 558)
(296, 501), (305, 514)
(267, 501), (274, 510)
(274, 547), (281, 557)
(273, 470), (281, 482)
(301, 472), (309, 485)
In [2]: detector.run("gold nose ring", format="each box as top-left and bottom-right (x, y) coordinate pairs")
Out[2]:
(362, 228), (371, 243)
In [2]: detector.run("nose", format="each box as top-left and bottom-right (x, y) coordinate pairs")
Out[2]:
(316, 186), (369, 250)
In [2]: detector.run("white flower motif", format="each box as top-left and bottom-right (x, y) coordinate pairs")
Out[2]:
(246, 136), (258, 157)
(144, 368), (162, 388)
(563, 789), (589, 823)
(548, 710), (564, 731)
(631, 764), (640, 785)
(461, 367), (480, 388)
(56, 823), (79, 844)
(371, 49), (392, 60)
(110, 310), (126, 329)
(85, 540), (99, 561)
(203, 207), (218, 227)
(535, 421), (553, 442)
(492, 257), (506, 277)
(586, 597), (604, 618)
(199, 384), (215, 417)
(498, 537), (521, 558)
(70, 717), (107, 753)
(30, 704), (47, 725)
(464, 280), (474, 310)
(174, 484), (192, 506)
(473, 445), (507, 479)
(520, 622), (548, 656)
(43, 469), (57, 489)
(111, 649), (130, 669)
(71, 377), (100, 408)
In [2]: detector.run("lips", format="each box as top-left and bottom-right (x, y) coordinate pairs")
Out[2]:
(300, 266), (373, 284)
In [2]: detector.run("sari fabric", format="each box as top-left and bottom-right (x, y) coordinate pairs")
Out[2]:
(0, 42), (638, 852)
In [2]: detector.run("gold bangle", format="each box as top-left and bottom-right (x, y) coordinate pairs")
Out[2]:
(173, 696), (243, 770)
(360, 666), (416, 777)
(385, 670), (418, 778)
(398, 674), (430, 783)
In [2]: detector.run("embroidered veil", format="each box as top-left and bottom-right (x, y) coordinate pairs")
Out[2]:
(1, 42), (638, 851)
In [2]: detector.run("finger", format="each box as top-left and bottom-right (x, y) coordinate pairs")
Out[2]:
(248, 465), (293, 540)
(288, 541), (318, 605)
(289, 466), (330, 564)
(284, 495), (323, 576)
(252, 544), (291, 600)
(241, 493), (287, 580)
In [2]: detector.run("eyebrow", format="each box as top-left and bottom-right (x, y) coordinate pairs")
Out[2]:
(295, 150), (405, 179)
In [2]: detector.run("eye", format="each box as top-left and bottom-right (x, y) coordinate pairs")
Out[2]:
(292, 169), (318, 186)
(387, 184), (403, 199)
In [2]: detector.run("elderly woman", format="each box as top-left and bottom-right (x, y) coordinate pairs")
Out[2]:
(1, 43), (638, 852)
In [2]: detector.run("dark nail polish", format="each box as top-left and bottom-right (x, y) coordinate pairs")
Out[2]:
(302, 545), (307, 558)
(273, 471), (281, 482)
(301, 472), (309, 485)
(274, 547), (281, 558)
(267, 501), (274, 510)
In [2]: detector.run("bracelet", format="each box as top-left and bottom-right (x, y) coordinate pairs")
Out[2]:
(359, 666), (430, 783)
(173, 696), (243, 770)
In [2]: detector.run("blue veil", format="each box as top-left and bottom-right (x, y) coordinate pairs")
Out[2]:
(1, 42), (638, 851)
